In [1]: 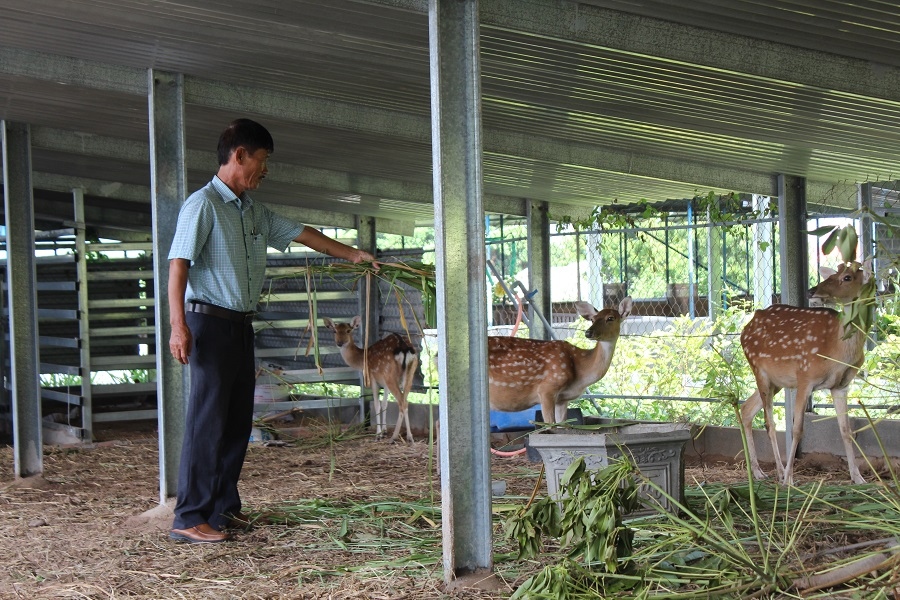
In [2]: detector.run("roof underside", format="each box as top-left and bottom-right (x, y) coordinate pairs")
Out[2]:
(2, 0), (900, 234)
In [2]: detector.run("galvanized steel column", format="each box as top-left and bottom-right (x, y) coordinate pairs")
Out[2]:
(527, 200), (552, 339)
(356, 215), (380, 422)
(707, 212), (723, 319)
(2, 121), (43, 477)
(73, 188), (93, 440)
(778, 174), (808, 307)
(778, 174), (808, 454)
(148, 70), (188, 502)
(429, 0), (493, 580)
(858, 183), (875, 266)
(858, 183), (876, 350)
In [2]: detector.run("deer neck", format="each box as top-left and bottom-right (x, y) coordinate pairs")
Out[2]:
(572, 338), (618, 385)
(338, 341), (367, 370)
(836, 310), (867, 364)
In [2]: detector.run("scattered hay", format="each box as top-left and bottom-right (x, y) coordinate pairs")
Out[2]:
(0, 421), (865, 599)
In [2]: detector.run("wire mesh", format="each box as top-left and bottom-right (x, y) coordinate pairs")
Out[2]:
(475, 192), (899, 425)
(377, 189), (900, 426)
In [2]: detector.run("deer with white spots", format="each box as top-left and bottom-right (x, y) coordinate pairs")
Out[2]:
(324, 316), (419, 444)
(487, 297), (632, 423)
(740, 262), (869, 485)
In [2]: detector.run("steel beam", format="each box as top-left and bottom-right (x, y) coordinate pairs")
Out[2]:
(2, 121), (43, 477)
(148, 70), (188, 503)
(5, 47), (797, 199)
(778, 174), (808, 456)
(527, 199), (552, 340)
(429, 0), (493, 580)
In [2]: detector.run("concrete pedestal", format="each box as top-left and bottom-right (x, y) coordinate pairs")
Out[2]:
(528, 422), (691, 517)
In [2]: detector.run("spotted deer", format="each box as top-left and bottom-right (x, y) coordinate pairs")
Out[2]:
(488, 297), (633, 423)
(740, 262), (869, 485)
(323, 316), (419, 443)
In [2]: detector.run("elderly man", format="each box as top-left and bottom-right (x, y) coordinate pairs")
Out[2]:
(167, 118), (376, 543)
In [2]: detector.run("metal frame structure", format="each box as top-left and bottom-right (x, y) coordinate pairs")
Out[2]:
(4, 0), (900, 585)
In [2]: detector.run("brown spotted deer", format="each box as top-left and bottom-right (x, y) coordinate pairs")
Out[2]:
(323, 316), (419, 443)
(740, 262), (869, 485)
(488, 297), (632, 423)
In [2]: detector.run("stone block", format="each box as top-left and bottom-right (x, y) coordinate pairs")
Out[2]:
(528, 422), (691, 517)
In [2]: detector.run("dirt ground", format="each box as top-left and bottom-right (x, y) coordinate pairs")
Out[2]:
(0, 420), (855, 600)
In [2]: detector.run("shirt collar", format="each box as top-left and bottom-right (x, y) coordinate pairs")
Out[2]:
(212, 175), (254, 210)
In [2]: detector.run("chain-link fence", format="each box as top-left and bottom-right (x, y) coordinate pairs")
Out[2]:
(487, 204), (779, 333)
(374, 184), (900, 425)
(475, 187), (900, 426)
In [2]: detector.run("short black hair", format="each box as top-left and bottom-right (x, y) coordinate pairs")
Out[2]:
(216, 118), (274, 166)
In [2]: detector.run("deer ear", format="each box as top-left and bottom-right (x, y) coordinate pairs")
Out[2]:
(350, 315), (362, 329)
(618, 296), (633, 318)
(574, 301), (598, 320)
(861, 257), (874, 281)
(323, 317), (334, 330)
(819, 266), (837, 279)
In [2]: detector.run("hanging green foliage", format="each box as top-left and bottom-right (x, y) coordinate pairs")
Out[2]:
(270, 260), (437, 331)
(808, 224), (877, 337)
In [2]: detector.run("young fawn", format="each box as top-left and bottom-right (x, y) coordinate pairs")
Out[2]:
(740, 262), (869, 485)
(323, 316), (419, 443)
(488, 296), (633, 424)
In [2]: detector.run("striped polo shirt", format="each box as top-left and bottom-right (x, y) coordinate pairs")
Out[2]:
(168, 176), (304, 312)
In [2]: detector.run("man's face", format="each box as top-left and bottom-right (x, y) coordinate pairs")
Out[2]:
(236, 147), (270, 190)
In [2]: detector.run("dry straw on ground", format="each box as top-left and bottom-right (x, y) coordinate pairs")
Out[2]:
(1, 422), (526, 599)
(0, 420), (860, 599)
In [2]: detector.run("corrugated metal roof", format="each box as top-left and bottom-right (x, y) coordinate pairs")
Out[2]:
(2, 0), (900, 230)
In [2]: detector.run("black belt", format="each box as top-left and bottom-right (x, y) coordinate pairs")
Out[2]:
(187, 301), (255, 325)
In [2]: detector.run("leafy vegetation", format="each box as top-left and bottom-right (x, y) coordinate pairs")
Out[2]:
(505, 438), (900, 598)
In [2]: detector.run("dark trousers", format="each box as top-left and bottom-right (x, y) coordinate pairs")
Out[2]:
(172, 312), (256, 530)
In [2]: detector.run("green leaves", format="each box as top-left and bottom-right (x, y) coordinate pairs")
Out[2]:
(808, 224), (875, 338)
(272, 259), (437, 330)
(510, 563), (575, 599)
(503, 495), (560, 560)
(809, 224), (859, 263)
(842, 276), (877, 339)
(505, 458), (639, 574)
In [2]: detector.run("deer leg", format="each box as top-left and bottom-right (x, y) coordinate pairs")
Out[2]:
(832, 387), (864, 484)
(554, 401), (569, 425)
(401, 397), (413, 444)
(373, 384), (386, 440)
(385, 379), (413, 444)
(740, 390), (769, 480)
(781, 383), (813, 486)
(401, 358), (418, 444)
(761, 386), (786, 483)
(393, 396), (413, 445)
(539, 396), (557, 427)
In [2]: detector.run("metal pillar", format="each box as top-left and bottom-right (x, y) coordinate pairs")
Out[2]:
(72, 188), (93, 440)
(429, 0), (493, 581)
(2, 121), (43, 477)
(778, 175), (808, 307)
(356, 215), (380, 423)
(858, 183), (875, 268)
(687, 202), (697, 317)
(778, 174), (808, 455)
(707, 208), (723, 320)
(857, 183), (876, 349)
(587, 231), (604, 309)
(148, 70), (188, 503)
(527, 199), (552, 339)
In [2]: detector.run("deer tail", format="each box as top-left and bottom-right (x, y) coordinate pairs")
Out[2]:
(392, 335), (419, 373)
